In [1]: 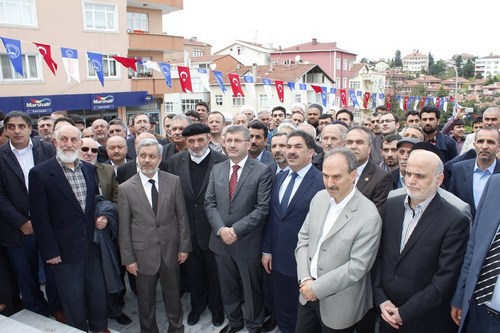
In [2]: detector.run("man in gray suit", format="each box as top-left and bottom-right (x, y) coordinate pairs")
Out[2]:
(205, 125), (273, 333)
(295, 147), (382, 332)
(119, 139), (191, 333)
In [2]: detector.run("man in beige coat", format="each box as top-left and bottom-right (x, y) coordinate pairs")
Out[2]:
(295, 147), (382, 332)
(119, 138), (191, 333)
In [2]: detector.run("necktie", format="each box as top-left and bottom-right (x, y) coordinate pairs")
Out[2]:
(229, 165), (240, 200)
(281, 172), (298, 213)
(149, 179), (158, 216)
(474, 228), (500, 305)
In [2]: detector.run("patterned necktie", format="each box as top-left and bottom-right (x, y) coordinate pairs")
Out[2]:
(149, 179), (158, 216)
(474, 228), (500, 305)
(281, 172), (299, 213)
(229, 165), (240, 200)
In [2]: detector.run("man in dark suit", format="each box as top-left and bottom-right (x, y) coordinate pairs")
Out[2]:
(248, 120), (275, 167)
(420, 106), (458, 163)
(167, 124), (227, 327)
(312, 124), (347, 171)
(29, 125), (109, 332)
(205, 125), (273, 333)
(374, 150), (469, 333)
(119, 138), (191, 333)
(125, 114), (167, 159)
(269, 132), (290, 175)
(345, 126), (393, 217)
(161, 114), (192, 163)
(0, 111), (59, 318)
(449, 127), (500, 219)
(451, 174), (500, 332)
(261, 130), (324, 333)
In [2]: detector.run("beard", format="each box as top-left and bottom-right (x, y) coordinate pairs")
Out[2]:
(57, 147), (78, 164)
(188, 145), (209, 158)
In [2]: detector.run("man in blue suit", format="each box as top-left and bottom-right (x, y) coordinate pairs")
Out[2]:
(248, 120), (275, 167)
(261, 130), (324, 333)
(449, 127), (500, 219)
(451, 174), (500, 332)
(29, 125), (108, 333)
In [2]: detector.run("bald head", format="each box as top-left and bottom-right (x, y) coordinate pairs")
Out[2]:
(106, 135), (127, 166)
(405, 150), (444, 206)
(135, 133), (157, 150)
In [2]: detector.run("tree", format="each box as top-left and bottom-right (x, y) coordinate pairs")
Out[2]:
(429, 60), (447, 77)
(428, 53), (434, 74)
(436, 85), (449, 97)
(455, 55), (463, 76)
(462, 59), (475, 79)
(410, 84), (427, 97)
(394, 50), (402, 67)
(360, 57), (369, 64)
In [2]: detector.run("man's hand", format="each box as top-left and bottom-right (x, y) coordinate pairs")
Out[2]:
(261, 254), (272, 274)
(46, 256), (62, 265)
(379, 300), (401, 329)
(220, 227), (237, 245)
(178, 252), (188, 264)
(95, 215), (108, 230)
(126, 263), (138, 276)
(456, 107), (466, 119)
(299, 279), (317, 302)
(451, 306), (462, 326)
(20, 220), (34, 235)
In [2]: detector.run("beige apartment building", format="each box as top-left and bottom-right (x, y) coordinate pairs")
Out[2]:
(0, 0), (184, 127)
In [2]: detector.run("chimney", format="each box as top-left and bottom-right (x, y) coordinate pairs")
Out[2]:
(191, 37), (197, 42)
(312, 38), (317, 45)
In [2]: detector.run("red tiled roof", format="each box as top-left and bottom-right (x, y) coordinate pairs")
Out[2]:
(277, 39), (356, 55)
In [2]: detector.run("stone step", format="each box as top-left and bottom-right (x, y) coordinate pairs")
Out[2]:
(10, 309), (120, 333)
(0, 314), (43, 332)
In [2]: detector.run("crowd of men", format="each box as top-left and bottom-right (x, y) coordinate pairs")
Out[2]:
(0, 101), (499, 333)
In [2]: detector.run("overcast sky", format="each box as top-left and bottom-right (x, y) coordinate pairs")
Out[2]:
(163, 0), (499, 62)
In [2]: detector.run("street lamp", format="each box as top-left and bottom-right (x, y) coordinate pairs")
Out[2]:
(448, 63), (458, 115)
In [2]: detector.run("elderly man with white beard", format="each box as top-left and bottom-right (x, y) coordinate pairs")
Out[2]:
(29, 125), (110, 332)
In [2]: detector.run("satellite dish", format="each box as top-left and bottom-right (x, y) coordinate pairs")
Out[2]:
(295, 55), (301, 62)
(210, 63), (217, 71)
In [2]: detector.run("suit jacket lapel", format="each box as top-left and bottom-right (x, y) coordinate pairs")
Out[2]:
(398, 195), (440, 260)
(180, 153), (195, 199)
(81, 163), (97, 215)
(197, 151), (218, 200)
(2, 147), (25, 184)
(274, 170), (289, 219)
(284, 167), (316, 218)
(323, 191), (360, 241)
(233, 158), (254, 199)
(356, 161), (374, 192)
(464, 161), (474, 207)
(50, 159), (84, 213)
(131, 173), (156, 220)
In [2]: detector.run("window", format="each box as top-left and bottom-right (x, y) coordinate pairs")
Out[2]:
(336, 58), (341, 70)
(294, 94), (301, 103)
(88, 54), (119, 79)
(182, 99), (202, 113)
(164, 102), (174, 113)
(343, 59), (347, 70)
(0, 0), (37, 26)
(215, 95), (223, 106)
(191, 76), (203, 92)
(127, 12), (148, 32)
(259, 94), (271, 107)
(192, 49), (204, 57)
(84, 2), (117, 31)
(232, 96), (245, 106)
(343, 78), (347, 89)
(0, 53), (40, 81)
(129, 56), (152, 78)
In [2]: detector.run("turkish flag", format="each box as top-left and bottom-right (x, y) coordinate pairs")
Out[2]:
(419, 97), (426, 109)
(436, 97), (441, 109)
(33, 42), (58, 75)
(363, 92), (371, 108)
(311, 85), (323, 94)
(386, 93), (392, 110)
(228, 73), (244, 96)
(275, 80), (284, 102)
(177, 66), (193, 93)
(112, 56), (137, 71)
(340, 89), (347, 107)
(403, 96), (410, 111)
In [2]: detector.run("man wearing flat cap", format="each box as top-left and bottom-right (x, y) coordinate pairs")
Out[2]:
(167, 123), (228, 327)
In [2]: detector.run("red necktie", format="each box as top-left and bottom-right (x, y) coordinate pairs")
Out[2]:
(229, 165), (240, 200)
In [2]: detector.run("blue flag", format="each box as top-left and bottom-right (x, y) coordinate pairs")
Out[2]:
(213, 71), (226, 93)
(262, 78), (271, 86)
(356, 90), (362, 96)
(379, 93), (385, 100)
(372, 93), (377, 108)
(349, 89), (360, 108)
(287, 81), (295, 91)
(243, 75), (254, 84)
(1, 37), (23, 76)
(158, 62), (172, 88)
(87, 52), (104, 87)
(299, 83), (307, 90)
(408, 96), (415, 108)
(330, 87), (337, 94)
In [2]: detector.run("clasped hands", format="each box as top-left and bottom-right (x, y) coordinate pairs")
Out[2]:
(220, 227), (238, 245)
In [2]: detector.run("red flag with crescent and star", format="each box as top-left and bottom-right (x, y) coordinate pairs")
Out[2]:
(112, 55), (137, 71)
(228, 73), (244, 97)
(386, 93), (392, 110)
(363, 92), (371, 108)
(310, 85), (323, 94)
(177, 66), (193, 93)
(340, 89), (347, 107)
(275, 80), (284, 102)
(403, 95), (410, 111)
(419, 97), (426, 109)
(33, 42), (57, 75)
(436, 97), (441, 109)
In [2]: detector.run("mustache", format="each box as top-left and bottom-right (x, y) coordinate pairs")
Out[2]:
(287, 153), (299, 159)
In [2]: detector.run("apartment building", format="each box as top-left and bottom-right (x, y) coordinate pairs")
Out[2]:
(475, 54), (500, 78)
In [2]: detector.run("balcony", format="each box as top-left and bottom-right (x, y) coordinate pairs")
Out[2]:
(128, 31), (184, 52)
(131, 77), (172, 95)
(127, 0), (183, 13)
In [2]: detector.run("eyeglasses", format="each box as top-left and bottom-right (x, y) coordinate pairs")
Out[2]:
(81, 147), (99, 153)
(379, 119), (395, 124)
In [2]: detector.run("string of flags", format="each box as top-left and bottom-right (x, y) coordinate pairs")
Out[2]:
(1, 36), (454, 112)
